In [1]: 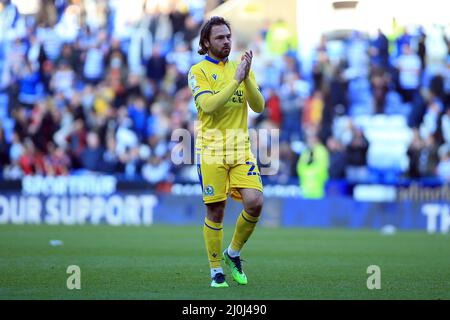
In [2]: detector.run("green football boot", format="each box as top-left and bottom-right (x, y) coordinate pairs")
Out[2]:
(210, 273), (229, 288)
(223, 250), (248, 285)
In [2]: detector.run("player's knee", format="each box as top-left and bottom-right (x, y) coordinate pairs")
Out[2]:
(206, 202), (226, 222)
(207, 210), (224, 223)
(208, 214), (224, 223)
(245, 194), (263, 217)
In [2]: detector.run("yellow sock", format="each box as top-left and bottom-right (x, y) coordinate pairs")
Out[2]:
(230, 210), (259, 252)
(203, 218), (223, 269)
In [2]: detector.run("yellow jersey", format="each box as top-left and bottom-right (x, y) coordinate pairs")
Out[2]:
(188, 56), (263, 159)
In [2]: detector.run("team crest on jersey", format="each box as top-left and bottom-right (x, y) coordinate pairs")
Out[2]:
(204, 185), (215, 196)
(212, 74), (217, 81)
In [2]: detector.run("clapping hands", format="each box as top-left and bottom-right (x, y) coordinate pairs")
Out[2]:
(234, 50), (253, 83)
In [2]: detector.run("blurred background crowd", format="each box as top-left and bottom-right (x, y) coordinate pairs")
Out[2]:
(0, 0), (449, 194)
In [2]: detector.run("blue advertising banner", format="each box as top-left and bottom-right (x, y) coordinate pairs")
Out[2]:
(0, 177), (448, 234)
(0, 192), (158, 226)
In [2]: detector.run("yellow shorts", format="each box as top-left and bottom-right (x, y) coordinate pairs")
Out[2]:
(196, 151), (263, 204)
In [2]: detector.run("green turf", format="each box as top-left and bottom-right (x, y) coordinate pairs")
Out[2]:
(0, 224), (449, 300)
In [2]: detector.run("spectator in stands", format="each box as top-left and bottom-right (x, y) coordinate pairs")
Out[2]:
(66, 119), (87, 169)
(8, 38), (28, 74)
(36, 21), (63, 62)
(3, 131), (23, 179)
(182, 15), (201, 48)
(19, 138), (46, 175)
(417, 30), (427, 75)
(0, 0), (20, 40)
(273, 141), (296, 185)
(419, 91), (444, 141)
(83, 42), (105, 85)
(146, 44), (167, 88)
(369, 29), (389, 70)
(50, 61), (75, 99)
(45, 141), (70, 176)
(303, 90), (324, 130)
(396, 30), (412, 57)
(53, 104), (74, 149)
(80, 131), (104, 172)
(312, 43), (331, 92)
(26, 33), (44, 73)
(265, 88), (282, 128)
(297, 131), (329, 199)
(418, 134), (440, 177)
(147, 135), (169, 161)
(370, 66), (389, 114)
(34, 99), (60, 153)
(36, 0), (58, 28)
(13, 106), (29, 140)
(407, 128), (424, 178)
(321, 66), (348, 141)
(40, 60), (55, 95)
(279, 73), (308, 142)
(326, 136), (347, 179)
(146, 101), (170, 142)
(18, 61), (42, 110)
(8, 131), (22, 161)
(93, 83), (114, 120)
(105, 38), (127, 72)
(347, 31), (370, 78)
(123, 73), (146, 102)
(395, 43), (421, 103)
(327, 64), (348, 116)
(166, 41), (192, 75)
(101, 135), (121, 174)
(142, 155), (171, 185)
(121, 146), (141, 179)
(345, 125), (369, 182)
(437, 150), (450, 182)
(56, 43), (80, 72)
(161, 63), (184, 97)
(169, 1), (189, 39)
(128, 95), (148, 142)
(147, 3), (173, 51)
(116, 109), (139, 157)
(429, 74), (445, 104)
(105, 40), (128, 107)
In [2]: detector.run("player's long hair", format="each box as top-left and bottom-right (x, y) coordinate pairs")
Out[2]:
(198, 16), (231, 55)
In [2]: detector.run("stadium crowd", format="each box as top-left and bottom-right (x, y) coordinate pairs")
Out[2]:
(0, 0), (449, 187)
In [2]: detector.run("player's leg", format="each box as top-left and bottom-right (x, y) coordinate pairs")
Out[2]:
(197, 154), (230, 287)
(204, 200), (229, 287)
(223, 158), (264, 285)
(229, 188), (263, 255)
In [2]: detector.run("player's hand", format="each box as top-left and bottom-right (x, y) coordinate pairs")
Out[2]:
(241, 50), (253, 80)
(234, 58), (248, 83)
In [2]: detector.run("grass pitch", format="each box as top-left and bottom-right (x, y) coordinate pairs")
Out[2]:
(0, 224), (449, 300)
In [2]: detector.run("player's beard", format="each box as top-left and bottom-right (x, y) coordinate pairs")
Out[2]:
(209, 44), (230, 60)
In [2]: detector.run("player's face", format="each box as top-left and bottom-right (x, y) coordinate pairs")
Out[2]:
(206, 24), (232, 60)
